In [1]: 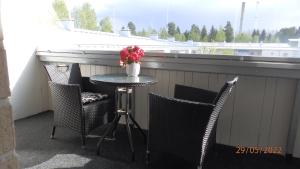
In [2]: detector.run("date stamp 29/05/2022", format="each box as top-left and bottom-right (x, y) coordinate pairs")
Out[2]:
(235, 145), (283, 155)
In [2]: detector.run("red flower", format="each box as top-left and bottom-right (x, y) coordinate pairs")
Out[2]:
(120, 48), (129, 61)
(119, 45), (144, 65)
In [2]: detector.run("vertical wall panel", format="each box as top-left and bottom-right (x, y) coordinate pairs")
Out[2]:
(258, 78), (277, 147)
(269, 79), (296, 153)
(184, 72), (193, 86)
(192, 72), (209, 89)
(230, 76), (266, 147)
(156, 70), (170, 97)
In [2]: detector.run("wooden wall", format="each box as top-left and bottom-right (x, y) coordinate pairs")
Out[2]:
(80, 64), (297, 154)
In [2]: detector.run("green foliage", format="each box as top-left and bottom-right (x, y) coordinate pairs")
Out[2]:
(99, 17), (113, 32)
(136, 28), (149, 37)
(259, 30), (266, 42)
(72, 3), (97, 30)
(277, 27), (297, 43)
(167, 22), (176, 36)
(215, 28), (226, 42)
(200, 26), (207, 41)
(235, 33), (252, 42)
(176, 26), (181, 34)
(174, 33), (186, 42)
(252, 29), (260, 38)
(189, 24), (201, 42)
(159, 27), (168, 39)
(252, 35), (259, 43)
(147, 27), (157, 34)
(208, 26), (217, 42)
(224, 21), (234, 42)
(52, 0), (69, 20)
(184, 30), (190, 40)
(128, 21), (136, 35)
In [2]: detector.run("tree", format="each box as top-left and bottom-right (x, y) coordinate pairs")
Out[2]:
(176, 26), (181, 34)
(147, 27), (157, 34)
(184, 30), (190, 40)
(296, 26), (300, 38)
(99, 17), (113, 32)
(215, 28), (226, 42)
(259, 29), (266, 42)
(277, 27), (297, 42)
(72, 3), (97, 30)
(265, 33), (272, 42)
(128, 21), (136, 35)
(52, 0), (69, 20)
(136, 28), (149, 37)
(252, 35), (259, 43)
(224, 21), (234, 42)
(189, 24), (201, 42)
(208, 26), (217, 42)
(174, 33), (186, 42)
(159, 27), (168, 39)
(167, 22), (176, 36)
(235, 33), (252, 42)
(200, 26), (208, 41)
(252, 29), (260, 38)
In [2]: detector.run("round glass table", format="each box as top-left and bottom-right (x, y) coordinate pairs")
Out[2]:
(90, 73), (157, 87)
(90, 74), (157, 161)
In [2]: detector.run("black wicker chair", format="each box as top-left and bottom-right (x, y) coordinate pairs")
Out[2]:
(43, 63), (115, 146)
(147, 77), (238, 169)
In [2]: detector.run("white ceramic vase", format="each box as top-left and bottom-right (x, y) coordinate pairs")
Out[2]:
(126, 63), (140, 77)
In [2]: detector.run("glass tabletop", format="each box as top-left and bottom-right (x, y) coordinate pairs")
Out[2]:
(90, 73), (157, 86)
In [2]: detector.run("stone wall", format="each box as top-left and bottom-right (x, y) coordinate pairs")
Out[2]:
(0, 1), (18, 168)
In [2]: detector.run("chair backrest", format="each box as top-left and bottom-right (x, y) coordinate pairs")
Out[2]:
(199, 76), (238, 168)
(43, 63), (82, 86)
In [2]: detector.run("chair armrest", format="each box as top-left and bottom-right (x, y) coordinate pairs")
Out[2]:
(174, 84), (218, 104)
(82, 76), (115, 96)
(48, 82), (83, 127)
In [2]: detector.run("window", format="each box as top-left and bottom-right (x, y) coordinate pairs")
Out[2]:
(51, 0), (300, 57)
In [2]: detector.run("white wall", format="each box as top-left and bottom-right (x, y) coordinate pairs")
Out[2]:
(1, 0), (56, 119)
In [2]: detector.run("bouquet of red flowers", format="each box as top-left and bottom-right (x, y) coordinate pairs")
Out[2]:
(120, 46), (144, 66)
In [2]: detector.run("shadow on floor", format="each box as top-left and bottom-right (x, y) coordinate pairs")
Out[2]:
(15, 111), (300, 169)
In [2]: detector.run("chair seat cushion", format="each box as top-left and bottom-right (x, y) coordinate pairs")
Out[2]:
(81, 92), (108, 105)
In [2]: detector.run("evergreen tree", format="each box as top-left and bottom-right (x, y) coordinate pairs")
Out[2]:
(259, 29), (266, 42)
(176, 26), (181, 34)
(99, 17), (113, 32)
(189, 24), (201, 42)
(167, 22), (176, 36)
(266, 33), (272, 42)
(224, 21), (234, 42)
(128, 21), (136, 35)
(159, 27), (168, 39)
(200, 26), (207, 41)
(184, 30), (190, 40)
(208, 26), (217, 42)
(215, 28), (226, 42)
(52, 0), (69, 20)
(251, 30), (256, 38)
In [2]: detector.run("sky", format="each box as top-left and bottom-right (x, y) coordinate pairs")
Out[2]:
(65, 0), (300, 33)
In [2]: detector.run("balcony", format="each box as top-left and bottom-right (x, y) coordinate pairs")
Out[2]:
(1, 1), (300, 168)
(7, 48), (300, 168)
